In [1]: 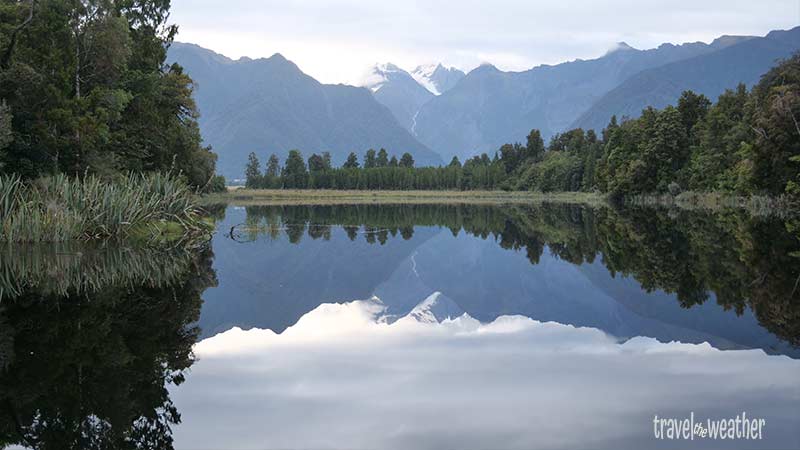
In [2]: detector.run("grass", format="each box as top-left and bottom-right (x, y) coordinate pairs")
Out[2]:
(203, 188), (609, 206)
(0, 173), (210, 243)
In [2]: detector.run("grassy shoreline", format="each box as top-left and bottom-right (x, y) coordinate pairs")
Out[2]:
(203, 189), (608, 206)
(205, 188), (799, 217)
(0, 174), (210, 243)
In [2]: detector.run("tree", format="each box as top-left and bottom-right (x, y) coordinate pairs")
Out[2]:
(750, 54), (800, 195)
(677, 90), (711, 135)
(245, 152), (261, 188)
(526, 129), (545, 162)
(308, 153), (326, 173)
(388, 155), (398, 167)
(266, 154), (280, 177)
(282, 149), (308, 188)
(364, 149), (377, 168)
(343, 152), (359, 168)
(0, 0), (216, 188)
(400, 152), (415, 168)
(322, 151), (332, 170)
(449, 156), (461, 168)
(376, 148), (389, 167)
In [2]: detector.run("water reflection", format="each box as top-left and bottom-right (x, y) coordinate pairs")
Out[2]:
(174, 300), (800, 450)
(0, 244), (216, 449)
(202, 203), (800, 354)
(1, 201), (799, 449)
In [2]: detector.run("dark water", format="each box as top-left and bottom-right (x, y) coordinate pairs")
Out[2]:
(1, 202), (799, 449)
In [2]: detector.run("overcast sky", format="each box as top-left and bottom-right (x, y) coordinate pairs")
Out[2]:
(170, 0), (800, 84)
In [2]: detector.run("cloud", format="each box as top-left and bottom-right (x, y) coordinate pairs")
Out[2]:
(170, 0), (799, 83)
(172, 300), (800, 450)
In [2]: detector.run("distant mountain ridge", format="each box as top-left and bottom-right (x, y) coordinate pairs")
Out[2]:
(170, 27), (800, 176)
(168, 44), (442, 180)
(410, 31), (775, 161)
(573, 27), (800, 131)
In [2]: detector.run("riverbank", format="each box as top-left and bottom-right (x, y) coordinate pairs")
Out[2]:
(203, 189), (608, 206)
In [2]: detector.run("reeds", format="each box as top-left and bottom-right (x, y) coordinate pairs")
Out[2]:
(0, 173), (206, 242)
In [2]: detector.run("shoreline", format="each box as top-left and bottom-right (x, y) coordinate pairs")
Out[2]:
(201, 189), (608, 206)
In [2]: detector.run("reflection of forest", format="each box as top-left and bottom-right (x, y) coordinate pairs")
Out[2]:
(237, 203), (800, 347)
(0, 246), (217, 449)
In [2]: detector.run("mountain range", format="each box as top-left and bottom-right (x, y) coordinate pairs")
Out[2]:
(168, 26), (800, 178)
(167, 44), (443, 180)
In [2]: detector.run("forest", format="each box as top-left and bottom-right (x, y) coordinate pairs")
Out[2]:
(0, 0), (221, 191)
(244, 55), (800, 201)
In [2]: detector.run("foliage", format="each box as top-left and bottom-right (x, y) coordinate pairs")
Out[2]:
(0, 0), (217, 188)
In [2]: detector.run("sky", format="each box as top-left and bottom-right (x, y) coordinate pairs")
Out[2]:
(170, 0), (800, 85)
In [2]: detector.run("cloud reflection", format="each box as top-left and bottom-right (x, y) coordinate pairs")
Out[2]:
(173, 300), (800, 450)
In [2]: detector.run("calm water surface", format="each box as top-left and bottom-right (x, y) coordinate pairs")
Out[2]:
(1, 202), (799, 449)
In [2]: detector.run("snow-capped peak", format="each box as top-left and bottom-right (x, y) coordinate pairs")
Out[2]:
(359, 63), (408, 93)
(411, 63), (466, 95)
(403, 292), (466, 324)
(411, 64), (445, 95)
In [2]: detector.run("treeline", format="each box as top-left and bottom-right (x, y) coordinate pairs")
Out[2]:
(0, 1), (222, 191)
(245, 55), (800, 199)
(243, 148), (506, 190)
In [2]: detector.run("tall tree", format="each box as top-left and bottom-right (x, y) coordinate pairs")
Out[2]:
(266, 154), (280, 177)
(526, 129), (545, 162)
(343, 152), (359, 168)
(376, 148), (389, 167)
(399, 152), (415, 168)
(364, 149), (377, 168)
(245, 152), (261, 188)
(282, 149), (308, 188)
(307, 153), (325, 173)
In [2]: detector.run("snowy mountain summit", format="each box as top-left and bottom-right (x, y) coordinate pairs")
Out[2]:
(403, 292), (466, 324)
(411, 63), (466, 95)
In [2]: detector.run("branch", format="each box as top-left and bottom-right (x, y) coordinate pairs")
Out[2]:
(0, 0), (36, 70)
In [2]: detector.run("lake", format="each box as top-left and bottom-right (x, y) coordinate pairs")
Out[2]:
(1, 202), (799, 449)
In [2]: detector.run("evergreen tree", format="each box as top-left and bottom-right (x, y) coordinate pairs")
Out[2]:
(400, 152), (415, 168)
(364, 149), (377, 168)
(308, 153), (326, 173)
(376, 148), (389, 167)
(245, 152), (262, 188)
(449, 156), (462, 168)
(322, 152), (332, 170)
(388, 155), (398, 167)
(343, 152), (360, 168)
(282, 150), (308, 188)
(266, 154), (280, 177)
(526, 129), (545, 162)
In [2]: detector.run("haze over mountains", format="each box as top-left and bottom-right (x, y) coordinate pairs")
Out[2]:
(168, 26), (800, 178)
